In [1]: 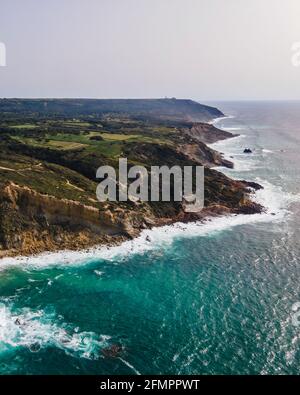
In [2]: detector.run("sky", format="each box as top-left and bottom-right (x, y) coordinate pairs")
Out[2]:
(1, 0), (300, 100)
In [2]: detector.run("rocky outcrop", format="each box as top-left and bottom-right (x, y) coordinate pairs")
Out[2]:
(177, 122), (235, 168)
(0, 182), (140, 255)
(182, 142), (234, 168)
(240, 180), (264, 191)
(185, 122), (236, 144)
(0, 182), (122, 233)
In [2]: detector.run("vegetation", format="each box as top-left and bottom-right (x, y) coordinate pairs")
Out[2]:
(0, 99), (261, 257)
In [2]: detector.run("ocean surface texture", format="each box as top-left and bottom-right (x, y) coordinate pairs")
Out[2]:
(1, 101), (300, 375)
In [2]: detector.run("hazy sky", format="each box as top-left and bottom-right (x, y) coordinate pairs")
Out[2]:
(1, 0), (300, 100)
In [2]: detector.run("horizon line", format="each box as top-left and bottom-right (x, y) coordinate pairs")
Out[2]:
(1, 97), (300, 102)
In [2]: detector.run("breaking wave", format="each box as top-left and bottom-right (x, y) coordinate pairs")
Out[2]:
(0, 303), (110, 359)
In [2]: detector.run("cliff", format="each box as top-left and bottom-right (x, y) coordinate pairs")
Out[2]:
(0, 98), (223, 122)
(0, 99), (263, 258)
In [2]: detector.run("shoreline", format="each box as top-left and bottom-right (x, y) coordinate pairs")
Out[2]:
(0, 114), (270, 267)
(208, 115), (234, 125)
(0, 178), (289, 270)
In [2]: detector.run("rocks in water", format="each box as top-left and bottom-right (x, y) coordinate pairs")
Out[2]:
(101, 344), (123, 358)
(237, 202), (264, 214)
(14, 317), (26, 327)
(222, 159), (234, 169)
(29, 342), (41, 353)
(187, 123), (236, 144)
(240, 180), (263, 191)
(144, 217), (155, 226)
(243, 148), (253, 154)
(146, 235), (151, 242)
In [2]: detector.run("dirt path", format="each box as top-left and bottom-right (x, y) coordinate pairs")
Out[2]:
(0, 163), (43, 173)
(0, 166), (16, 172)
(66, 179), (85, 192)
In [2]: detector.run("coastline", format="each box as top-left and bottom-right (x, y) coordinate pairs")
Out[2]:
(0, 178), (289, 270)
(207, 115), (235, 125)
(0, 115), (268, 267)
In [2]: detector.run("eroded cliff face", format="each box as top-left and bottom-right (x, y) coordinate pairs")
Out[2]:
(1, 182), (121, 233)
(186, 123), (235, 144)
(0, 174), (263, 258)
(177, 122), (236, 168)
(180, 142), (234, 169)
(0, 182), (139, 256)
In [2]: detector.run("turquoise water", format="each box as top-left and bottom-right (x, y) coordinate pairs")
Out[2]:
(1, 101), (300, 374)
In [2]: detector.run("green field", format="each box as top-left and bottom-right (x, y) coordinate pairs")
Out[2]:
(0, 108), (197, 208)
(8, 124), (38, 129)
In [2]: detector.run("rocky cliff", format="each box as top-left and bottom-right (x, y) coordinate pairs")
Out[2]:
(0, 99), (263, 258)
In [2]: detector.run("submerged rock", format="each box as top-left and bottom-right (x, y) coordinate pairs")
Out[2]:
(101, 344), (123, 358)
(29, 342), (41, 353)
(237, 202), (264, 214)
(240, 180), (263, 191)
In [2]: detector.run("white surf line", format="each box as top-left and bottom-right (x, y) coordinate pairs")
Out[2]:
(0, 179), (296, 270)
(208, 115), (235, 125)
(118, 357), (141, 375)
(0, 184), (295, 272)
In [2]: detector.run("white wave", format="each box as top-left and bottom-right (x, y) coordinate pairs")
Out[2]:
(215, 157), (261, 173)
(94, 270), (104, 277)
(118, 357), (141, 375)
(223, 127), (243, 131)
(209, 133), (247, 152)
(208, 115), (235, 125)
(209, 134), (261, 173)
(0, 303), (110, 359)
(262, 149), (274, 154)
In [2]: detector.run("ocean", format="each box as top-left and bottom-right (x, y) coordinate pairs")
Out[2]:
(1, 101), (300, 375)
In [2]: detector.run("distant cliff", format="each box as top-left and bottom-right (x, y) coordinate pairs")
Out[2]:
(0, 98), (223, 122)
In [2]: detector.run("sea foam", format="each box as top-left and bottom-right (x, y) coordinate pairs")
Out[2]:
(0, 303), (110, 359)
